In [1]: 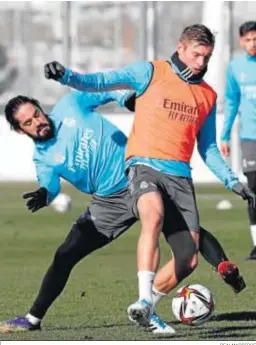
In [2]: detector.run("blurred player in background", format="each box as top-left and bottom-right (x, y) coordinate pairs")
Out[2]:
(220, 21), (256, 260)
(43, 22), (254, 329)
(0, 83), (246, 335)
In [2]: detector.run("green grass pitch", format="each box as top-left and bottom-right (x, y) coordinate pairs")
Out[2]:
(0, 182), (256, 340)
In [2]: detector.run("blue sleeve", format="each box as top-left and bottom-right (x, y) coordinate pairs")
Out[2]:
(60, 61), (153, 96)
(77, 90), (135, 110)
(34, 158), (61, 204)
(197, 104), (239, 190)
(221, 63), (241, 141)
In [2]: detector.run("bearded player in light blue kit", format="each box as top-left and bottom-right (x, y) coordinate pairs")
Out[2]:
(0, 70), (247, 334)
(0, 86), (184, 334)
(220, 21), (256, 260)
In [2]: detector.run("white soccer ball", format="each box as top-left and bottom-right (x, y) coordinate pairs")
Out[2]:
(51, 193), (72, 213)
(216, 199), (233, 210)
(172, 284), (215, 326)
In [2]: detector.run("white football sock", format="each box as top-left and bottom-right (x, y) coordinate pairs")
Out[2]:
(152, 285), (166, 312)
(25, 313), (41, 325)
(250, 225), (256, 246)
(138, 270), (155, 304)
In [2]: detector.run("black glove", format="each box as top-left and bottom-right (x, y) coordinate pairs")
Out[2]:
(124, 92), (136, 112)
(23, 187), (48, 213)
(232, 182), (256, 208)
(44, 61), (65, 81)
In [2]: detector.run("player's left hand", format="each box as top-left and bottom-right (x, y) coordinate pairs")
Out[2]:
(23, 187), (48, 213)
(232, 182), (256, 208)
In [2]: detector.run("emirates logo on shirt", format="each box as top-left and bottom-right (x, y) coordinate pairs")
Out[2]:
(163, 99), (202, 124)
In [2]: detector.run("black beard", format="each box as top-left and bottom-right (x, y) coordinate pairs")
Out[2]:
(29, 115), (55, 142)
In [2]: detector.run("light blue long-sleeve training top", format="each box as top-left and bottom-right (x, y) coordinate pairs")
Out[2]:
(34, 90), (130, 203)
(221, 53), (256, 142)
(59, 59), (239, 190)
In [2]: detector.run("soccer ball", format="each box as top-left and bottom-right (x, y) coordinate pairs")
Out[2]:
(172, 284), (215, 326)
(51, 193), (72, 213)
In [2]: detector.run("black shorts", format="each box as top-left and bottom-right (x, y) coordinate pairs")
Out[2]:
(127, 164), (200, 234)
(241, 140), (256, 173)
(76, 188), (136, 241)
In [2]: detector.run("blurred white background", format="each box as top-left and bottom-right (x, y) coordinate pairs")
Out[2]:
(0, 1), (254, 182)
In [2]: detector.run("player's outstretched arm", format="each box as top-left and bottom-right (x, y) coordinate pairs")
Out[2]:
(44, 60), (153, 95)
(197, 104), (238, 188)
(45, 61), (137, 112)
(197, 104), (256, 208)
(76, 90), (136, 112)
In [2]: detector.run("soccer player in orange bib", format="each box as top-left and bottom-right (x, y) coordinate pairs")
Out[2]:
(44, 24), (256, 329)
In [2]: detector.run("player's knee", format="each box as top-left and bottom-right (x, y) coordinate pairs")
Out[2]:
(138, 193), (164, 232)
(177, 251), (198, 270)
(53, 245), (74, 268)
(173, 238), (198, 280)
(189, 253), (198, 271)
(166, 231), (197, 262)
(141, 212), (163, 234)
(53, 228), (82, 268)
(175, 254), (198, 282)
